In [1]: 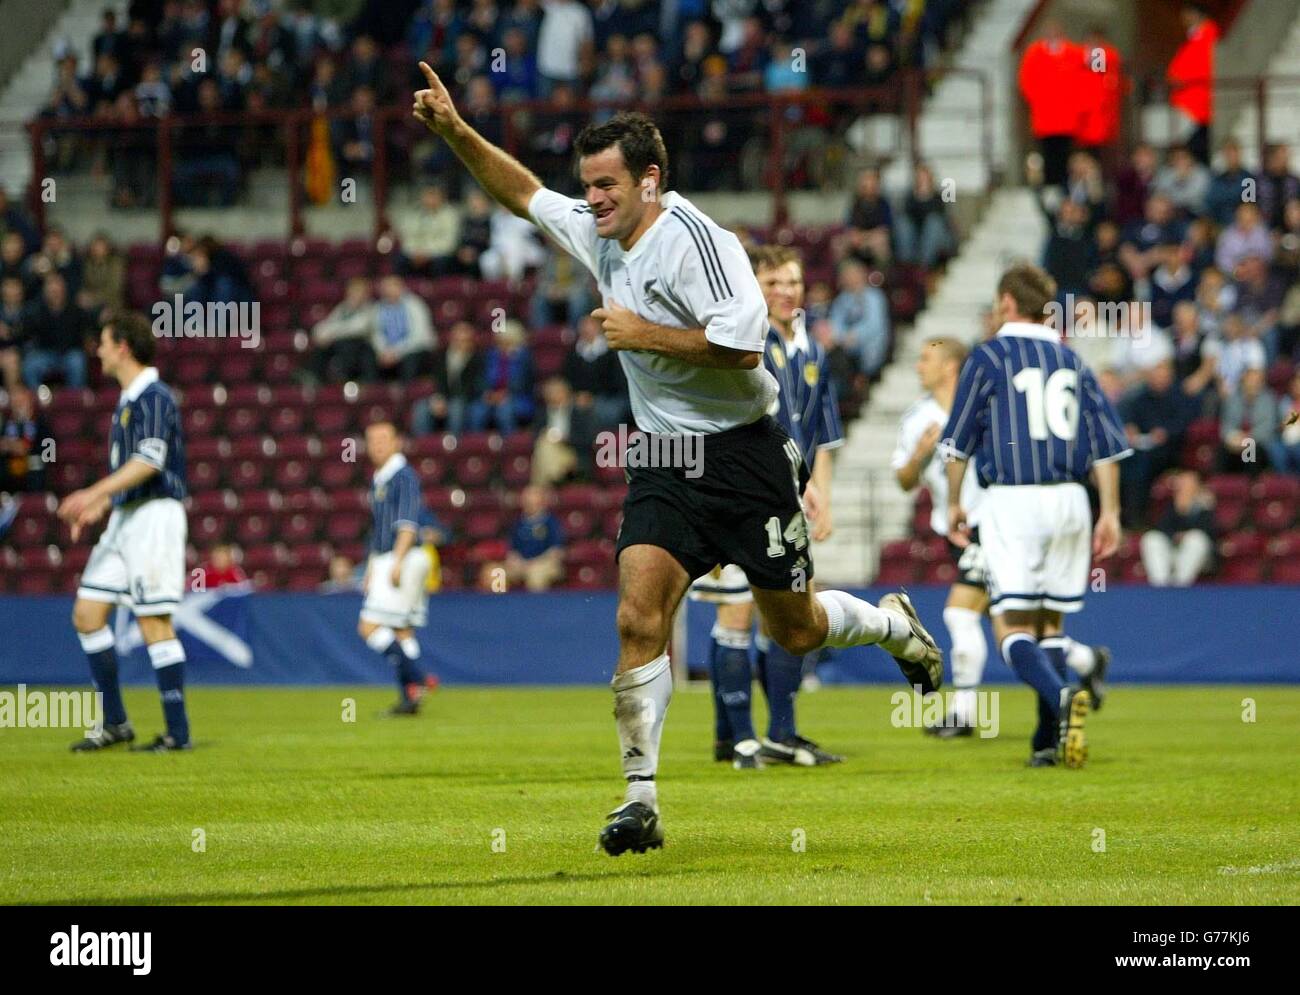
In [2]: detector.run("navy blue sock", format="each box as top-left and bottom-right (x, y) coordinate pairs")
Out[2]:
(398, 635), (427, 685)
(712, 629), (756, 742)
(1034, 639), (1071, 751)
(148, 640), (189, 744)
(79, 628), (127, 726)
(384, 641), (418, 698)
(707, 637), (734, 743)
(1001, 633), (1065, 723)
(153, 664), (189, 745)
(763, 642), (804, 742)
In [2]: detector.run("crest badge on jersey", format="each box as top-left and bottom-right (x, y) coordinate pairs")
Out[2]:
(804, 363), (818, 387)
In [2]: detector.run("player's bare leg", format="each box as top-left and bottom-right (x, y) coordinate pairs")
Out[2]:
(70, 598), (134, 751)
(929, 582), (990, 737)
(600, 544), (689, 855)
(751, 585), (942, 694)
(993, 609), (1089, 768)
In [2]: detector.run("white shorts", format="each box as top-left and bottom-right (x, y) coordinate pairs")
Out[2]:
(979, 483), (1092, 616)
(77, 498), (188, 617)
(686, 563), (753, 605)
(361, 547), (432, 629)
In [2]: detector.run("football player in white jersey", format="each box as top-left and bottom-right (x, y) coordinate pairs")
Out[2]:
(894, 337), (1110, 736)
(414, 63), (943, 855)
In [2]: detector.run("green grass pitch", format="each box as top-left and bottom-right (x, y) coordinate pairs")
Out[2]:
(1, 685), (1297, 905)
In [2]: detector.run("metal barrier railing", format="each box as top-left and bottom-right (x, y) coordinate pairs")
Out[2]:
(17, 66), (995, 241)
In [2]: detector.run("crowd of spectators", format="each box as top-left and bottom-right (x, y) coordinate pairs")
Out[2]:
(0, 188), (128, 391)
(39, 0), (969, 201)
(1021, 128), (1300, 584)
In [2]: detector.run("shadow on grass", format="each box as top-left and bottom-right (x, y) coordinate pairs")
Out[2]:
(31, 865), (701, 906)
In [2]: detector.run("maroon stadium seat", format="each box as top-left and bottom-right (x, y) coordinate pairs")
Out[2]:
(192, 515), (227, 544)
(1218, 531), (1263, 559)
(875, 560), (917, 585)
(226, 406), (263, 435)
(12, 514), (50, 547)
(560, 507), (596, 539)
(1268, 560), (1300, 583)
(1212, 498), (1247, 532)
(280, 512), (320, 543)
(317, 460), (362, 489)
(235, 514), (274, 546)
(53, 463), (89, 491)
(1253, 474), (1300, 502)
(1266, 530), (1300, 559)
(1218, 556), (1264, 584)
(190, 491), (236, 515)
(188, 459), (222, 491)
(463, 509), (504, 541)
(326, 512), (369, 543)
(1255, 499), (1295, 533)
(452, 454), (494, 488)
(500, 453), (531, 487)
(229, 459), (267, 490)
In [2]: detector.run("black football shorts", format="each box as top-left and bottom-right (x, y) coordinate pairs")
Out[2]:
(615, 416), (813, 592)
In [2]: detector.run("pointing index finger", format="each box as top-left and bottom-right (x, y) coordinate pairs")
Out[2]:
(418, 61), (443, 90)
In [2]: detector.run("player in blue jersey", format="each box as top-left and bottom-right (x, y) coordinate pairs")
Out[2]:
(893, 337), (1111, 738)
(689, 245), (848, 768)
(357, 420), (437, 715)
(60, 312), (192, 752)
(941, 264), (1131, 768)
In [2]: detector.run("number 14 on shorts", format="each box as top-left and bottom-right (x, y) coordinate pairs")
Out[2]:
(765, 514), (808, 558)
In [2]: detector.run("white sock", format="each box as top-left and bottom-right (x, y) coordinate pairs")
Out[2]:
(399, 636), (420, 660)
(710, 622), (751, 650)
(146, 638), (185, 669)
(1063, 637), (1096, 677)
(78, 626), (115, 654)
(815, 590), (896, 649)
(943, 607), (987, 699)
(612, 653), (672, 812)
(952, 687), (978, 725)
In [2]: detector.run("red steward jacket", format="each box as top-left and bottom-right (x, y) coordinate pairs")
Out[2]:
(1167, 19), (1219, 126)
(1019, 39), (1084, 138)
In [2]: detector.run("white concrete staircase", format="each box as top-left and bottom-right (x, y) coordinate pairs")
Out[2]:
(0, 0), (127, 198)
(815, 187), (1047, 586)
(882, 0), (1039, 197)
(1227, 10), (1300, 166)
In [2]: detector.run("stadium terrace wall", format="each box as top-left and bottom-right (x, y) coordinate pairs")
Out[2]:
(0, 586), (1296, 686)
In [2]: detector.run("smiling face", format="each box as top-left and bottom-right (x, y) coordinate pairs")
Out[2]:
(577, 145), (658, 244)
(756, 261), (804, 326)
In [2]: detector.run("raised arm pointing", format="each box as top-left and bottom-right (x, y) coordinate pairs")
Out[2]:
(412, 61), (542, 219)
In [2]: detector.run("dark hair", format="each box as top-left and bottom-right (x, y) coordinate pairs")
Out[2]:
(573, 111), (669, 190)
(104, 310), (156, 365)
(997, 263), (1057, 322)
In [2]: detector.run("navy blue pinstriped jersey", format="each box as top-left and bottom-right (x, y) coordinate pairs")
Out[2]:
(763, 326), (845, 469)
(109, 368), (186, 505)
(941, 323), (1131, 486)
(370, 455), (422, 554)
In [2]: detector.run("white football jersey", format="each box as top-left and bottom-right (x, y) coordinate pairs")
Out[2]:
(891, 394), (984, 536)
(529, 187), (777, 435)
